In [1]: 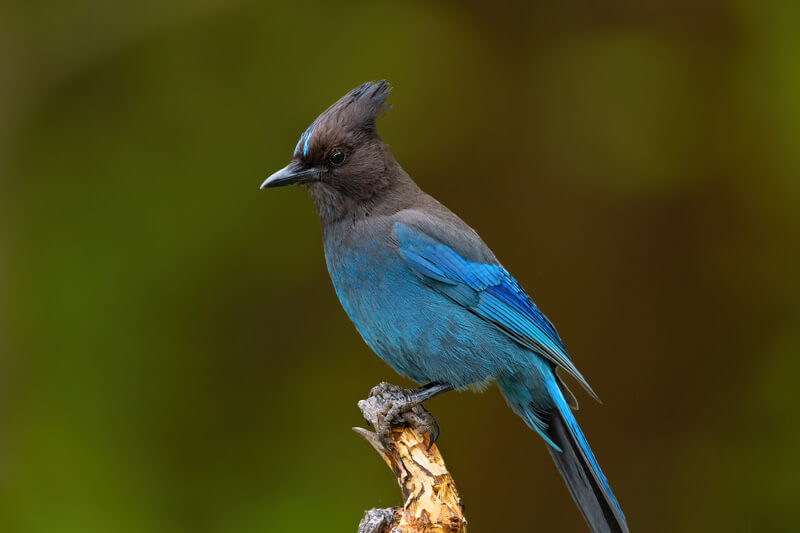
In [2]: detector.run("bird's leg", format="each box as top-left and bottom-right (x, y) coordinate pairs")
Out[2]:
(367, 381), (453, 448)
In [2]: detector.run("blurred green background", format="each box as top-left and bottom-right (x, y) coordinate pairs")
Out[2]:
(2, 1), (799, 531)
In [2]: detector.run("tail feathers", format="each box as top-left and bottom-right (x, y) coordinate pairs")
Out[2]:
(501, 374), (627, 532)
(546, 411), (627, 532)
(544, 380), (628, 533)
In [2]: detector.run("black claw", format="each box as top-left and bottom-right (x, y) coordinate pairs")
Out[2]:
(426, 416), (440, 450)
(414, 405), (441, 450)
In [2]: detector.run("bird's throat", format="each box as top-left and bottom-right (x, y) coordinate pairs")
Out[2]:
(305, 182), (361, 225)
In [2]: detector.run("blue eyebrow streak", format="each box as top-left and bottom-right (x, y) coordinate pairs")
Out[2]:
(302, 123), (316, 157)
(293, 132), (306, 157)
(292, 122), (317, 158)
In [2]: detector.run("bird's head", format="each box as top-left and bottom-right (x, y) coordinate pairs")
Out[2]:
(262, 81), (399, 220)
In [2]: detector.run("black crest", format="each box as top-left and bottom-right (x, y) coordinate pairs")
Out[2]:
(346, 80), (392, 127)
(331, 80), (392, 131)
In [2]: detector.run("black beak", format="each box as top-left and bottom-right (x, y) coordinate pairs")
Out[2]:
(260, 163), (319, 189)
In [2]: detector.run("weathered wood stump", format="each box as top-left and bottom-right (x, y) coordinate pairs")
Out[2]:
(355, 386), (467, 533)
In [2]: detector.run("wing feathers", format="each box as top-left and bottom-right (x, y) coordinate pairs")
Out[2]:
(394, 221), (596, 399)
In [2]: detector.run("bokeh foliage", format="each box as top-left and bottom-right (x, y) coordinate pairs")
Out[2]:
(2, 1), (799, 531)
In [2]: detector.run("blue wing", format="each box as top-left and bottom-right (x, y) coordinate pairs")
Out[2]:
(393, 221), (596, 399)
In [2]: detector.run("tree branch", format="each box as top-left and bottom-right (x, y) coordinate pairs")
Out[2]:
(354, 387), (467, 533)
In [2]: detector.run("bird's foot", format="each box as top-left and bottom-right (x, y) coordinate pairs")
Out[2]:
(366, 382), (442, 449)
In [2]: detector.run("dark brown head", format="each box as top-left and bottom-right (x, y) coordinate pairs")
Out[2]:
(262, 81), (406, 222)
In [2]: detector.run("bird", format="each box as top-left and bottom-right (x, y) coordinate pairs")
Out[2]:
(261, 81), (628, 533)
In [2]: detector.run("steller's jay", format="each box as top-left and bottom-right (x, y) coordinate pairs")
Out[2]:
(262, 81), (627, 533)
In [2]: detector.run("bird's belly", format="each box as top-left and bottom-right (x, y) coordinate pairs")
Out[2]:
(327, 247), (519, 387)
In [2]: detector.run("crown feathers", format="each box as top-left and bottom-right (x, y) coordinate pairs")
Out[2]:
(293, 80), (393, 159)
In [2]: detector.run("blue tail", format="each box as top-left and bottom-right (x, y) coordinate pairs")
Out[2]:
(543, 376), (628, 533)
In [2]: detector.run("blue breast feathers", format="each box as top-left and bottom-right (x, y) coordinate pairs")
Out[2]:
(393, 221), (596, 399)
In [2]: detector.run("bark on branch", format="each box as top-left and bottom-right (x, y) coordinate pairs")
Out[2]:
(354, 388), (467, 533)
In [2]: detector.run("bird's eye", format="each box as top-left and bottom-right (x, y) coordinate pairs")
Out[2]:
(329, 151), (346, 166)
